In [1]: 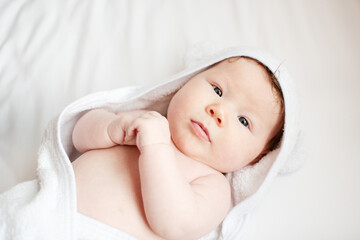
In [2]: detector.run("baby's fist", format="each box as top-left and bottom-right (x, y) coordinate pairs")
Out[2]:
(126, 111), (171, 150)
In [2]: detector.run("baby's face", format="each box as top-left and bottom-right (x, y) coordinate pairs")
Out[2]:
(167, 57), (282, 172)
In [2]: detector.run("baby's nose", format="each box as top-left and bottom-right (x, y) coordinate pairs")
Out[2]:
(206, 105), (224, 127)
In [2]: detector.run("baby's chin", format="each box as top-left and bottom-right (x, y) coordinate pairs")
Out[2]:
(170, 134), (253, 172)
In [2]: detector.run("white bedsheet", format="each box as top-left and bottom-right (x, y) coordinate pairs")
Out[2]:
(1, 0), (359, 239)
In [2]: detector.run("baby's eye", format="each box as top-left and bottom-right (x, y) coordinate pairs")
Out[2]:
(238, 116), (249, 127)
(213, 85), (222, 97)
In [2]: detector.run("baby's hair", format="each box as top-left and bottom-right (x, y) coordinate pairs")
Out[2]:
(247, 57), (284, 152)
(227, 56), (285, 153)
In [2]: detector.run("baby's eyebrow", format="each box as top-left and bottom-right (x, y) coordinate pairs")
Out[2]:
(212, 72), (231, 88)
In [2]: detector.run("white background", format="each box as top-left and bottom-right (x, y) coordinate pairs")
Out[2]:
(0, 0), (359, 239)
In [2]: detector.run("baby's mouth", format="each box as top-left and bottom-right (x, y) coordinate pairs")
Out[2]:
(190, 120), (211, 142)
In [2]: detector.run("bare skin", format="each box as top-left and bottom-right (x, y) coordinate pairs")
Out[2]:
(71, 58), (282, 240)
(72, 144), (227, 240)
(72, 110), (231, 240)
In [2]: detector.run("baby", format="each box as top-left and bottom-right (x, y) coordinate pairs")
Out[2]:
(71, 56), (284, 240)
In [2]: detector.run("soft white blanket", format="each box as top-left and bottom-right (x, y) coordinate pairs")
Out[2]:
(0, 46), (302, 240)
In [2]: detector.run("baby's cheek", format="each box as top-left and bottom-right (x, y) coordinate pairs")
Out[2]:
(220, 139), (253, 171)
(169, 126), (188, 151)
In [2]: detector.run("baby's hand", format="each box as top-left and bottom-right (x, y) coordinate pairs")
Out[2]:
(108, 110), (171, 150)
(126, 111), (171, 150)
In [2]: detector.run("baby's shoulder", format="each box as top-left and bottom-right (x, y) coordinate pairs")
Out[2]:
(187, 167), (231, 215)
(179, 157), (229, 189)
(192, 170), (230, 191)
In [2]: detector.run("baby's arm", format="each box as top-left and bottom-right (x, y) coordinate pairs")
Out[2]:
(119, 111), (231, 240)
(73, 109), (231, 239)
(72, 109), (117, 152)
(72, 109), (146, 152)
(141, 145), (231, 240)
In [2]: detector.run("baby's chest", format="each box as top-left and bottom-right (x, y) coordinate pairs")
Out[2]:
(73, 146), (154, 236)
(73, 145), (219, 239)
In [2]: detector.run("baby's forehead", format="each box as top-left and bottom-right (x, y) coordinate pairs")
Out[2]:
(207, 57), (272, 83)
(214, 57), (282, 99)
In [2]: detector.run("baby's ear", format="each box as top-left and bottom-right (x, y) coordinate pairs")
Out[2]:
(250, 149), (270, 165)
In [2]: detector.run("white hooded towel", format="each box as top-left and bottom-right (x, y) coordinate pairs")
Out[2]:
(0, 46), (302, 240)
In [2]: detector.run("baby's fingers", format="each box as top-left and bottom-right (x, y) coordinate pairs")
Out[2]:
(123, 126), (137, 145)
(108, 118), (126, 144)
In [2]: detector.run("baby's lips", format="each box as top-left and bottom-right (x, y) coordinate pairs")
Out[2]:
(191, 120), (211, 142)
